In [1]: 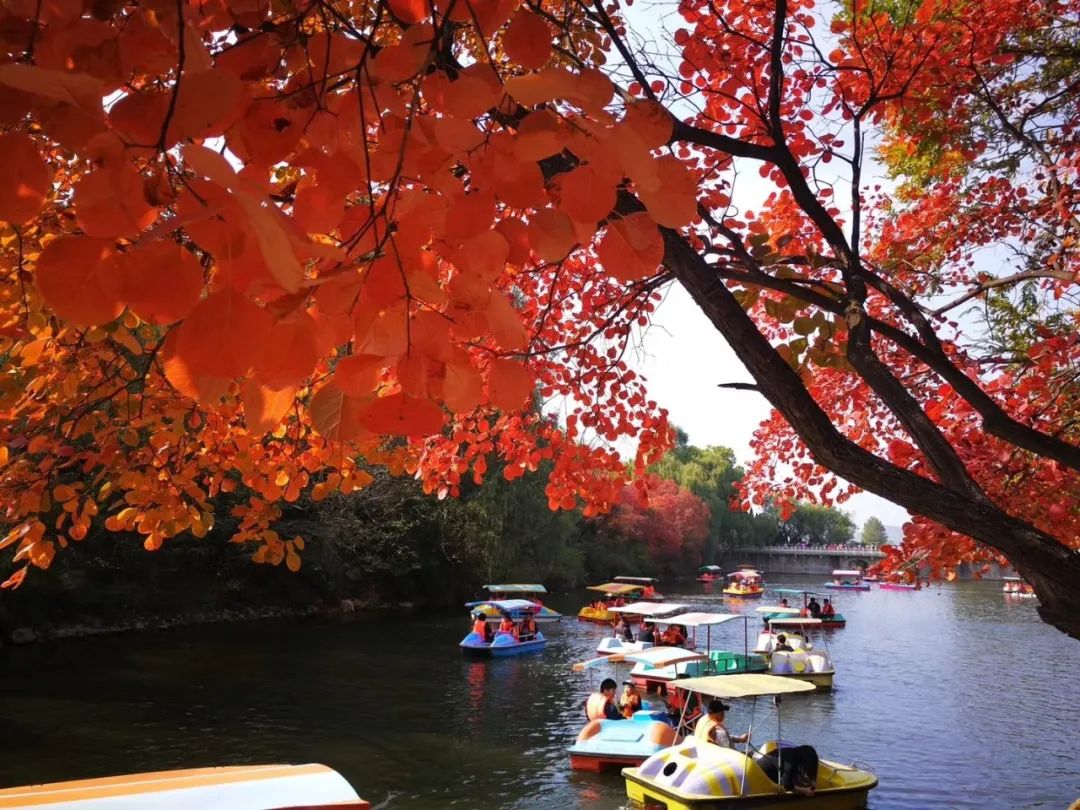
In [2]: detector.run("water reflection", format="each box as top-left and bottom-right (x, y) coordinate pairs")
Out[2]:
(0, 580), (1078, 808)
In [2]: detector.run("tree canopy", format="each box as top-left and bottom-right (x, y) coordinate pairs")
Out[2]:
(860, 516), (888, 547)
(0, 0), (1077, 636)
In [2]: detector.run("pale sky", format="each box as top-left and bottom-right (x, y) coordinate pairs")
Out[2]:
(627, 284), (912, 531)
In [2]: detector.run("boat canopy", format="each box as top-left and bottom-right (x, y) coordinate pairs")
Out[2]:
(698, 565), (723, 573)
(608, 646), (709, 666)
(727, 569), (761, 578)
(767, 617), (822, 627)
(613, 576), (659, 585)
(470, 599), (538, 614)
(773, 588), (818, 596)
(586, 582), (643, 595)
(660, 612), (742, 627)
(609, 602), (689, 617)
(484, 583), (547, 594)
(754, 605), (801, 615)
(1002, 576), (1023, 582)
(673, 673), (816, 698)
(832, 569), (863, 576)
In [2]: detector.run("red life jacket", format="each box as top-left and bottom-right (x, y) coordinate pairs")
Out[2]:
(472, 618), (487, 636)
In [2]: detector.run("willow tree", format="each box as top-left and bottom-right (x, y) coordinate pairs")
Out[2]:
(0, 0), (1076, 635)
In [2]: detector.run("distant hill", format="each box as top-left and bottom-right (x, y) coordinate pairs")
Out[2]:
(884, 525), (904, 543)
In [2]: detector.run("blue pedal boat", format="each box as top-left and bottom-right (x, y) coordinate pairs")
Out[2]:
(568, 709), (680, 772)
(459, 599), (547, 657)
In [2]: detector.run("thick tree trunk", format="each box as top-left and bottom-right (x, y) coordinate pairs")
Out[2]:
(661, 230), (1080, 640)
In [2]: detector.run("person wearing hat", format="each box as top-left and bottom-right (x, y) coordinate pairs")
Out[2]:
(586, 678), (624, 721)
(694, 699), (748, 748)
(619, 681), (643, 718)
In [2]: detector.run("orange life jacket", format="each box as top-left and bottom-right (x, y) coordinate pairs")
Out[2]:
(586, 693), (613, 721)
(472, 618), (487, 636)
(499, 619), (516, 635)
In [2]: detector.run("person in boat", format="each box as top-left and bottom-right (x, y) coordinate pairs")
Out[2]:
(619, 681), (643, 718)
(774, 633), (794, 652)
(613, 615), (635, 642)
(694, 699), (748, 748)
(820, 598), (835, 618)
(586, 678), (624, 721)
(642, 583), (656, 598)
(780, 598), (790, 608)
(498, 615), (518, 638)
(638, 619), (654, 644)
(807, 597), (822, 618)
(518, 614), (537, 641)
(472, 611), (493, 643)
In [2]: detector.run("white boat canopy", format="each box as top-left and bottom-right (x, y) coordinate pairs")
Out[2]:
(659, 612), (742, 627)
(1002, 576), (1023, 582)
(727, 569), (761, 577)
(614, 576), (659, 585)
(474, 598), (540, 613)
(572, 645), (708, 671)
(484, 583), (547, 593)
(767, 617), (822, 627)
(609, 602), (689, 617)
(832, 569), (863, 576)
(754, 605), (802, 615)
(673, 673), (816, 698)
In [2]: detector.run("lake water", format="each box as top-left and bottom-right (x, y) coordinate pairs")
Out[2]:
(1, 579), (1078, 808)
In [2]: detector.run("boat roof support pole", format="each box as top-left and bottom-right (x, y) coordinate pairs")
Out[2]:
(775, 695), (783, 795)
(740, 696), (756, 797)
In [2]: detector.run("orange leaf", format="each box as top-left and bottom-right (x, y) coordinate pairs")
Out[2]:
(559, 165), (616, 223)
(388, 0), (428, 23)
(514, 110), (564, 161)
(488, 358), (534, 412)
(622, 100), (674, 150)
(174, 286), (274, 379)
(253, 310), (321, 388)
(596, 212), (664, 283)
(35, 236), (122, 327)
(334, 353), (384, 396)
(308, 382), (369, 441)
(241, 380), (297, 435)
(637, 156), (698, 228)
(236, 192), (304, 293)
(503, 9), (552, 71)
(74, 166), (157, 239)
(160, 329), (231, 403)
(357, 392), (444, 436)
(527, 208), (575, 262)
(443, 358), (483, 413)
(486, 289), (528, 350)
(0, 134), (52, 225)
(114, 240), (204, 324)
(454, 229), (509, 280)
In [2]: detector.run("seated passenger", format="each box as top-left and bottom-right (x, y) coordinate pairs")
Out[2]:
(498, 616), (518, 638)
(638, 621), (655, 644)
(807, 598), (821, 618)
(472, 611), (492, 643)
(619, 682), (642, 718)
(642, 584), (656, 598)
(518, 615), (537, 641)
(585, 678), (624, 721)
(779, 598), (790, 608)
(774, 633), (794, 652)
(820, 599), (835, 618)
(613, 616), (635, 642)
(694, 699), (748, 748)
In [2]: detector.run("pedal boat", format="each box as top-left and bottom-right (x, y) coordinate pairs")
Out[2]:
(578, 582), (657, 623)
(468, 583), (562, 623)
(723, 569), (765, 599)
(766, 590), (847, 629)
(1002, 577), (1037, 598)
(877, 581), (919, 591)
(0, 763), (370, 809)
(825, 569), (871, 591)
(613, 575), (665, 600)
(622, 674), (878, 809)
(459, 599), (546, 657)
(754, 618), (834, 689)
(568, 708), (680, 772)
(628, 613), (768, 689)
(697, 565), (723, 583)
(596, 602), (690, 656)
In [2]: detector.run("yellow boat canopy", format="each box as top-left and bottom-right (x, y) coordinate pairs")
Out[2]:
(673, 673), (816, 698)
(586, 582), (642, 595)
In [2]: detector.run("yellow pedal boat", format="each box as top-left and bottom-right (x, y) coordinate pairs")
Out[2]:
(622, 674), (877, 809)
